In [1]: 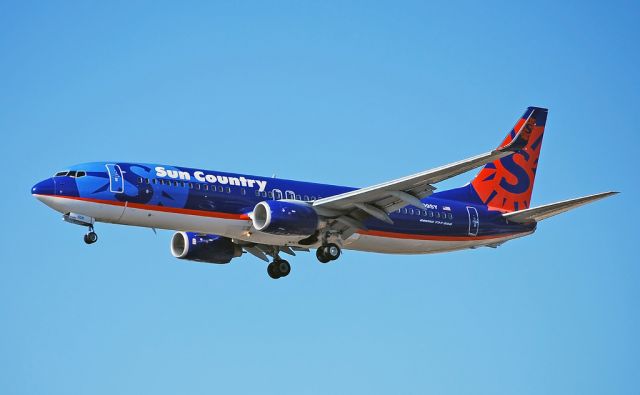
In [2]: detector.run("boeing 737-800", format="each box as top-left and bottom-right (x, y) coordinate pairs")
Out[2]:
(31, 107), (617, 279)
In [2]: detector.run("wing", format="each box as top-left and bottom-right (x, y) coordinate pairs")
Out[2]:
(501, 192), (618, 224)
(313, 114), (534, 226)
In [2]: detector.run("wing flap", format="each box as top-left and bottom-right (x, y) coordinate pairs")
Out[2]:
(502, 192), (618, 224)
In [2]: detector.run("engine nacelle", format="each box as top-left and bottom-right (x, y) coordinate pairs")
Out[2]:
(171, 232), (242, 264)
(252, 200), (318, 236)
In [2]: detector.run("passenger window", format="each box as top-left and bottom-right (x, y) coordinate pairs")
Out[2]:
(145, 178), (150, 184)
(188, 183), (193, 189)
(241, 188), (246, 195)
(311, 196), (316, 201)
(435, 212), (440, 218)
(423, 210), (428, 216)
(402, 208), (408, 214)
(226, 187), (231, 193)
(448, 213), (453, 219)
(152, 179), (157, 184)
(261, 191), (267, 197)
(218, 186), (224, 192)
(303, 195), (309, 201)
(255, 191), (261, 196)
(173, 181), (179, 187)
(429, 211), (434, 218)
(196, 183), (201, 190)
(296, 195), (302, 200)
(137, 177), (143, 183)
(268, 191), (274, 198)
(180, 181), (185, 187)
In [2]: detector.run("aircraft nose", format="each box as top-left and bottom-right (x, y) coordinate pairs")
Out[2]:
(32, 178), (55, 196)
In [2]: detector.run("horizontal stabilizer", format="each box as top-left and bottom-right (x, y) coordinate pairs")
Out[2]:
(502, 192), (618, 224)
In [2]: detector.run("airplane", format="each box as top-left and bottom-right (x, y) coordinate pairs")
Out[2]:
(31, 107), (617, 279)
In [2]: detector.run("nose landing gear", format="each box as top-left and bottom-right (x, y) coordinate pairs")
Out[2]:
(62, 213), (98, 245)
(83, 226), (98, 245)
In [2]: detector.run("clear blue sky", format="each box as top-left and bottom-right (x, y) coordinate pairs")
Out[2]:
(1, 1), (638, 394)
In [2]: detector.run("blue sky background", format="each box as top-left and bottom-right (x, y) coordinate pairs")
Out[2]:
(1, 1), (638, 394)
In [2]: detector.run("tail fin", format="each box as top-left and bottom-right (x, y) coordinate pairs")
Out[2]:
(469, 106), (548, 212)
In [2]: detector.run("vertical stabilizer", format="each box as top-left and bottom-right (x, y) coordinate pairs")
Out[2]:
(469, 107), (548, 212)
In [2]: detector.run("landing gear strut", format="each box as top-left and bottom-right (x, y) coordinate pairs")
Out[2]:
(316, 243), (341, 263)
(84, 226), (98, 245)
(267, 259), (291, 279)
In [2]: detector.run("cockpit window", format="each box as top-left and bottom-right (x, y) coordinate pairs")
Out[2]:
(56, 170), (87, 178)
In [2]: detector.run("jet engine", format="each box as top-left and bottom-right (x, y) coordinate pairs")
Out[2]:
(171, 232), (242, 264)
(252, 200), (318, 237)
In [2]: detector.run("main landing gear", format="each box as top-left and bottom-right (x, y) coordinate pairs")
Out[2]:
(83, 226), (98, 245)
(316, 243), (341, 263)
(254, 241), (340, 279)
(267, 258), (291, 279)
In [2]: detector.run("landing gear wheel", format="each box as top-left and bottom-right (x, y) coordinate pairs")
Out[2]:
(316, 248), (330, 263)
(324, 243), (341, 260)
(267, 262), (280, 279)
(267, 259), (291, 279)
(276, 260), (291, 277)
(84, 231), (98, 244)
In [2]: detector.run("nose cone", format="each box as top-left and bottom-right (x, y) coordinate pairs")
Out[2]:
(32, 178), (55, 196)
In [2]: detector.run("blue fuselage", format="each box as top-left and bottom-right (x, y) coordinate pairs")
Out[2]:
(32, 162), (535, 249)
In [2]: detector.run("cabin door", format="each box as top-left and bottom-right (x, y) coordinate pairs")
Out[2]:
(105, 164), (125, 194)
(466, 206), (479, 236)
